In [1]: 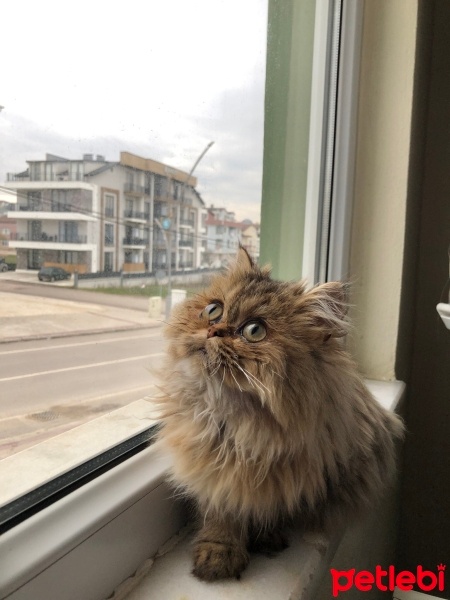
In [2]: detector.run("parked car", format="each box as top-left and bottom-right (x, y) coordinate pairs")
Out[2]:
(38, 267), (71, 282)
(0, 258), (15, 272)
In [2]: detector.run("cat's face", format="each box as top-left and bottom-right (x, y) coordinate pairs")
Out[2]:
(165, 249), (348, 412)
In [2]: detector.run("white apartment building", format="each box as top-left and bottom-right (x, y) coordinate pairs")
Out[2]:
(204, 207), (260, 267)
(5, 152), (206, 273)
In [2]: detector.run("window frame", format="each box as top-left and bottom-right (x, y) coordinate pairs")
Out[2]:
(0, 421), (185, 600)
(0, 1), (369, 598)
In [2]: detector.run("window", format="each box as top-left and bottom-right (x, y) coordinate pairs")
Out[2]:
(104, 251), (114, 272)
(0, 0), (320, 596)
(57, 251), (79, 265)
(104, 223), (114, 247)
(29, 220), (42, 241)
(60, 221), (79, 243)
(29, 163), (42, 181)
(69, 162), (84, 181)
(104, 194), (115, 218)
(260, 0), (360, 285)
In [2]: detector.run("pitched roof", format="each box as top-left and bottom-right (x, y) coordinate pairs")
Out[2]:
(84, 163), (118, 177)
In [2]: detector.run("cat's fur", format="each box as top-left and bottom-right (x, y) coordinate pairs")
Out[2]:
(156, 248), (404, 581)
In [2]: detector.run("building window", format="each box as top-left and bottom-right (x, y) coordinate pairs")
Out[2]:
(69, 162), (84, 181)
(105, 223), (114, 247)
(104, 252), (114, 272)
(57, 251), (80, 265)
(105, 194), (115, 218)
(30, 163), (42, 181)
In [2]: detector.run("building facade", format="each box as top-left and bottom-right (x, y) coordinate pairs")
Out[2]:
(204, 207), (260, 267)
(5, 152), (206, 273)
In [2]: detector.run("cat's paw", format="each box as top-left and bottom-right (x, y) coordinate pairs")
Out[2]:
(192, 541), (249, 581)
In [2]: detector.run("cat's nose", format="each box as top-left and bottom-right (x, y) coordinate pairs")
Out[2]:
(207, 325), (225, 338)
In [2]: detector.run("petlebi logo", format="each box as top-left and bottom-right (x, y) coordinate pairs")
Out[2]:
(330, 564), (446, 597)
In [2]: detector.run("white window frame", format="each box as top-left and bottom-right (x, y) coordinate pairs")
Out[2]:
(303, 0), (363, 284)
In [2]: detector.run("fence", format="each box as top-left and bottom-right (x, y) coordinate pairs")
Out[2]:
(75, 268), (221, 289)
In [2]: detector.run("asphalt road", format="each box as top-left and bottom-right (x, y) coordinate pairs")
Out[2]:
(0, 328), (165, 458)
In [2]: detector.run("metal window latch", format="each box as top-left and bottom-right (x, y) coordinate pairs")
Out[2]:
(436, 244), (450, 329)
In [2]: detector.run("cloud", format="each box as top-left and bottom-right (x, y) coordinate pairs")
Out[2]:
(1, 79), (265, 222)
(0, 0), (267, 223)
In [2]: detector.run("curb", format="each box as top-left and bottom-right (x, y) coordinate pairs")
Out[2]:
(0, 322), (163, 345)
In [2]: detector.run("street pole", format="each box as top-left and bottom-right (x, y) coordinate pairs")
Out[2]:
(157, 141), (214, 319)
(154, 217), (172, 320)
(181, 141), (214, 271)
(166, 229), (172, 319)
(181, 141), (214, 204)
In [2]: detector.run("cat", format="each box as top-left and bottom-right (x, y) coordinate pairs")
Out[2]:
(155, 247), (404, 582)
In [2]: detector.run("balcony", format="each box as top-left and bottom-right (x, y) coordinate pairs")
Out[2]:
(179, 219), (195, 228)
(10, 232), (90, 250)
(123, 237), (147, 247)
(153, 192), (177, 203)
(179, 239), (194, 248)
(123, 210), (149, 222)
(13, 203), (91, 214)
(9, 203), (95, 222)
(7, 173), (30, 182)
(122, 262), (146, 273)
(6, 172), (86, 183)
(11, 232), (88, 244)
(124, 183), (150, 196)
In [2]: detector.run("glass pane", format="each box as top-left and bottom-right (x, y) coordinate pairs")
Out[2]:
(0, 0), (268, 460)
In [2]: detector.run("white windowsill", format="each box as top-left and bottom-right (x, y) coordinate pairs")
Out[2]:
(0, 380), (405, 600)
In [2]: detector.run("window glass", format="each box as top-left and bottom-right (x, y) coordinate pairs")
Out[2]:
(0, 0), (268, 461)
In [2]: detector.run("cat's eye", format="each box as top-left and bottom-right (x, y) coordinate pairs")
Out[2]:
(200, 303), (223, 322)
(241, 321), (267, 342)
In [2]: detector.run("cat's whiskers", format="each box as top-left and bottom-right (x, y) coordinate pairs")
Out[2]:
(269, 367), (285, 380)
(209, 357), (223, 378)
(228, 366), (243, 392)
(219, 368), (226, 395)
(233, 363), (262, 395)
(234, 362), (270, 397)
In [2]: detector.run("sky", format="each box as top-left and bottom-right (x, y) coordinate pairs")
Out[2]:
(0, 0), (268, 223)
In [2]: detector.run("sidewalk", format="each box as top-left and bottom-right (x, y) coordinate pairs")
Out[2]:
(0, 285), (163, 343)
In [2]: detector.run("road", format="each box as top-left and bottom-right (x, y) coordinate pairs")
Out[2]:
(0, 328), (165, 459)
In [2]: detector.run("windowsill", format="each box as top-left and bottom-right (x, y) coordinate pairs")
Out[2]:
(112, 379), (406, 600)
(0, 380), (404, 600)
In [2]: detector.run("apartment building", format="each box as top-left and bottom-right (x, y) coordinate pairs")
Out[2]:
(5, 151), (206, 273)
(204, 206), (260, 267)
(240, 221), (260, 261)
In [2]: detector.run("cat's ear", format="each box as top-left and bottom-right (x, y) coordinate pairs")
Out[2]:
(234, 245), (256, 273)
(301, 281), (350, 339)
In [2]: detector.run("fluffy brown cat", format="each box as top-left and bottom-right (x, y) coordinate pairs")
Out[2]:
(156, 248), (403, 581)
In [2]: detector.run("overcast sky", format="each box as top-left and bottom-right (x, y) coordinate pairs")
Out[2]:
(0, 0), (268, 223)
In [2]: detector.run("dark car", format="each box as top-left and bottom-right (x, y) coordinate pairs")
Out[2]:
(38, 267), (71, 282)
(0, 258), (15, 272)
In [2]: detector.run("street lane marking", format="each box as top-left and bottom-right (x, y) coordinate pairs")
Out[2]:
(0, 353), (164, 383)
(0, 331), (164, 355)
